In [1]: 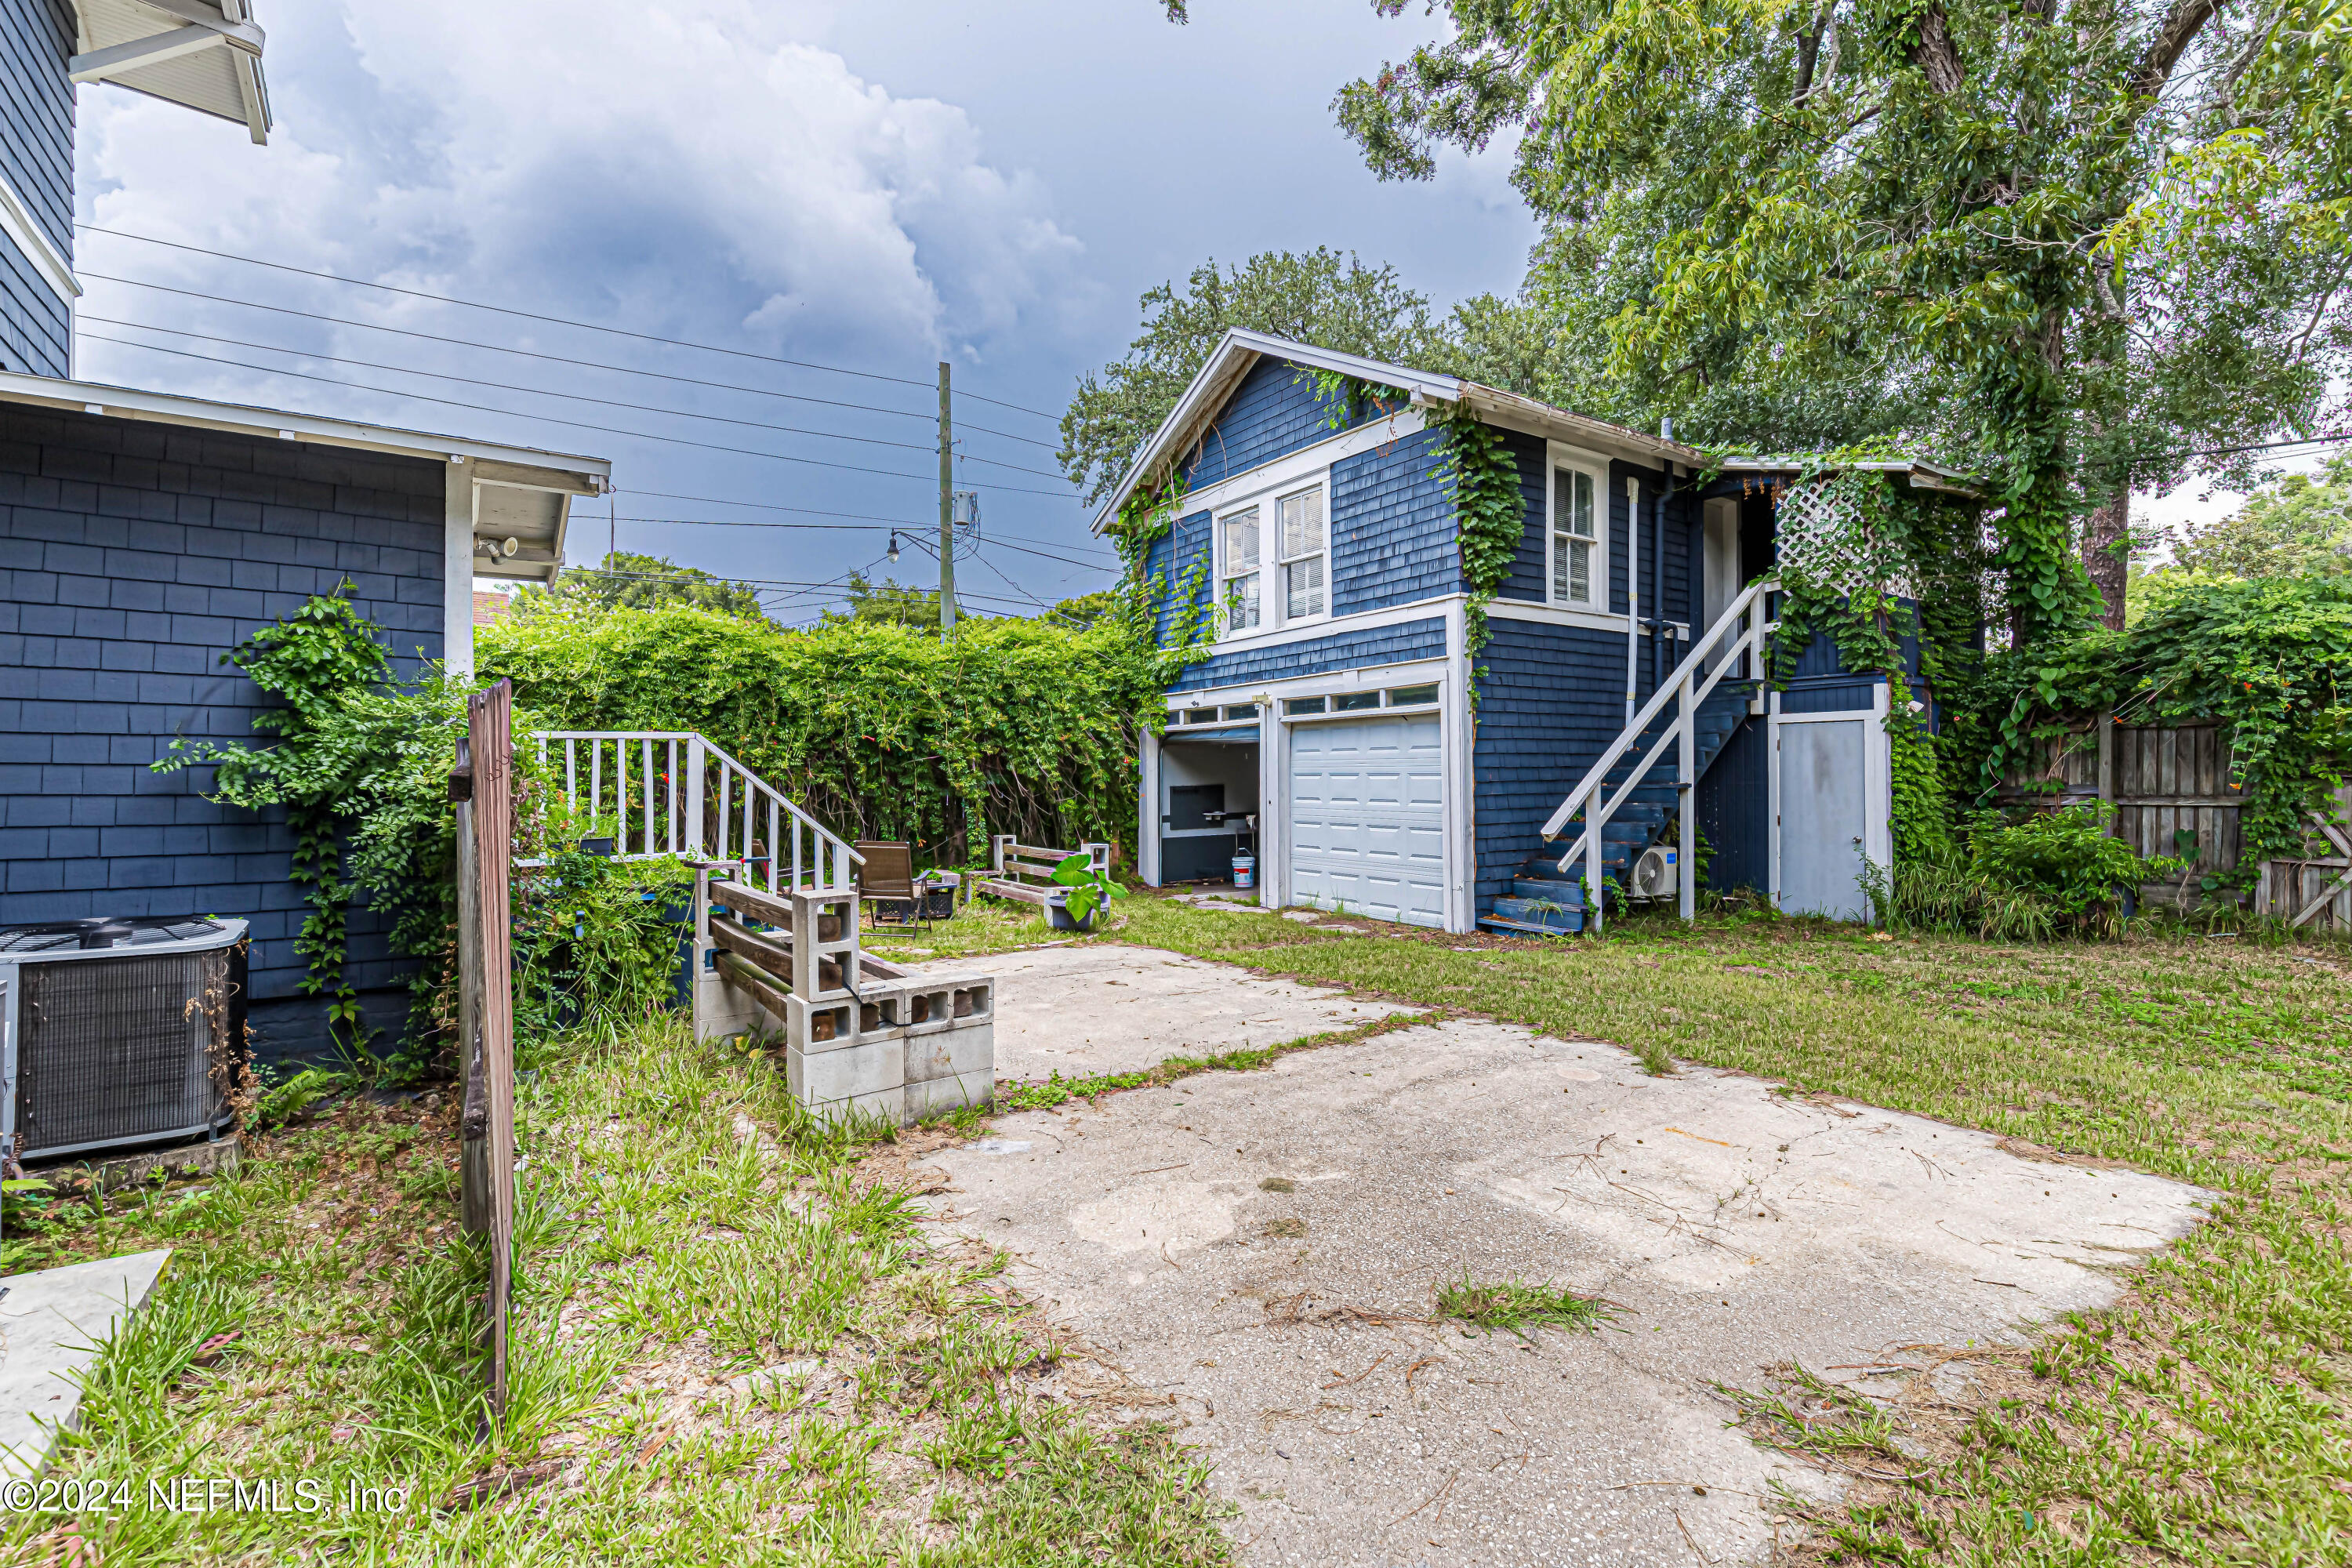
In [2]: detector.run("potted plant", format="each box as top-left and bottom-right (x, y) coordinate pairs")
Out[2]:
(1047, 851), (1122, 931)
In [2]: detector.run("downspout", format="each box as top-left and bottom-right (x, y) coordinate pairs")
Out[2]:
(1624, 476), (1640, 727)
(1655, 459), (1676, 691)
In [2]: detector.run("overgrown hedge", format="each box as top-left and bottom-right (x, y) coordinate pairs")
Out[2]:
(479, 606), (1162, 867)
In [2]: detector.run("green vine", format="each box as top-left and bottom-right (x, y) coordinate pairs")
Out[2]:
(154, 589), (400, 1062)
(1427, 406), (1523, 703)
(1300, 368), (1408, 434)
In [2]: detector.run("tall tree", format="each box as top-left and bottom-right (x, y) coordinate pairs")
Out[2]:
(519, 550), (767, 619)
(2165, 452), (2352, 578)
(820, 571), (944, 630)
(1167, 0), (2351, 641)
(1059, 248), (1442, 506)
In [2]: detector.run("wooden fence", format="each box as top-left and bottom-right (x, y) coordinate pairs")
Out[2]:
(453, 681), (517, 1418)
(2000, 717), (2351, 930)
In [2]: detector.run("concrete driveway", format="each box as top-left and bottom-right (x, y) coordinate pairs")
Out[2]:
(956, 942), (1417, 1081)
(916, 946), (2210, 1566)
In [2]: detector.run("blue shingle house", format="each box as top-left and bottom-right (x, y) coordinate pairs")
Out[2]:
(1106, 330), (1965, 936)
(0, 2), (610, 1061)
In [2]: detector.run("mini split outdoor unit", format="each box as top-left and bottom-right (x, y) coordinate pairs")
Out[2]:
(0, 917), (247, 1163)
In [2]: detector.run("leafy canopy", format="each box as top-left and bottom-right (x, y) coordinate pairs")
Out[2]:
(2164, 453), (2352, 580)
(519, 550), (767, 619)
(1058, 248), (1443, 506)
(820, 570), (944, 630)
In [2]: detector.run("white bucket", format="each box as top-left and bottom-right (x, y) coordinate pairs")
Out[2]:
(1231, 854), (1256, 889)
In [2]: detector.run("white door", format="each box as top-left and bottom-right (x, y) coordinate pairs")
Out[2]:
(1770, 694), (1891, 922)
(1287, 714), (1445, 927)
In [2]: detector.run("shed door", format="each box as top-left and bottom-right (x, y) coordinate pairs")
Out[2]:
(1287, 715), (1444, 927)
(1777, 717), (1871, 920)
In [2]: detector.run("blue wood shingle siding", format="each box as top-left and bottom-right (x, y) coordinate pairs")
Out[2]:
(1170, 618), (1447, 695)
(1470, 616), (1646, 909)
(1491, 437), (1699, 639)
(1145, 509), (1212, 648)
(1331, 425), (1457, 614)
(0, 0), (72, 378)
(0, 406), (445, 1062)
(1177, 357), (1389, 492)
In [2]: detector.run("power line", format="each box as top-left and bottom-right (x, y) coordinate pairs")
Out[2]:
(614, 488), (1114, 554)
(82, 270), (1054, 445)
(75, 223), (1065, 422)
(79, 313), (1069, 477)
(76, 329), (1084, 496)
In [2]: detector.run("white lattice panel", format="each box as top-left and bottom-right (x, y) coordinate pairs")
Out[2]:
(1775, 474), (1914, 598)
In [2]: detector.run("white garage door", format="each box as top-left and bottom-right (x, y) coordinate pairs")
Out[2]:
(1288, 713), (1445, 927)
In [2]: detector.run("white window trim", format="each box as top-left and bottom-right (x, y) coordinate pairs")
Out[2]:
(1545, 441), (1607, 612)
(1216, 501), (1265, 634)
(1212, 468), (1334, 644)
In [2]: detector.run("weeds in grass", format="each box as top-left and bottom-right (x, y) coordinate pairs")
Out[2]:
(996, 1011), (1425, 1110)
(1435, 1276), (1619, 1341)
(6, 1012), (1232, 1566)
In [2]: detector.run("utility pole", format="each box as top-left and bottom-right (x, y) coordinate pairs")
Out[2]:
(937, 361), (956, 636)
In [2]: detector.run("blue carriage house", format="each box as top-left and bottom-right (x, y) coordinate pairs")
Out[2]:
(1106, 330), (1971, 936)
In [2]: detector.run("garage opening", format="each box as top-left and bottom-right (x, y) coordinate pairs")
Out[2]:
(1159, 729), (1259, 884)
(1287, 706), (1444, 927)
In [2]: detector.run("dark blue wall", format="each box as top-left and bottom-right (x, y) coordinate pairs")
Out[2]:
(1490, 436), (1698, 652)
(1146, 508), (1212, 648)
(1177, 356), (1392, 491)
(1331, 425), (1456, 615)
(1470, 615), (1637, 909)
(1169, 617), (1446, 695)
(0, 405), (447, 1062)
(0, 0), (73, 378)
(1697, 716), (1768, 895)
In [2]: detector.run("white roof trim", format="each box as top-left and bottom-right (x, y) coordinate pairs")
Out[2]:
(1089, 328), (1706, 532)
(71, 0), (272, 144)
(0, 169), (78, 304)
(0, 369), (611, 487)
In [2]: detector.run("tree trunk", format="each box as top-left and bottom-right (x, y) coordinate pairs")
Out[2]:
(1910, 5), (1965, 94)
(2082, 488), (2129, 631)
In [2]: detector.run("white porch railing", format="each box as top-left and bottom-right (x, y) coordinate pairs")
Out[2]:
(531, 731), (864, 893)
(1541, 576), (1778, 930)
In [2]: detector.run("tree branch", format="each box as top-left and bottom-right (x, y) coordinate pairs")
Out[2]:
(1910, 4), (1965, 95)
(2132, 0), (2221, 100)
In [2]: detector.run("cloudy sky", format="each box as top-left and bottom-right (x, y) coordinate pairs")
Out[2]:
(68, 0), (1535, 622)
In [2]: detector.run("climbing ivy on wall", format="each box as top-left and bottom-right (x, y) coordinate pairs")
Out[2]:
(1427, 405), (1523, 696)
(154, 590), (449, 1065)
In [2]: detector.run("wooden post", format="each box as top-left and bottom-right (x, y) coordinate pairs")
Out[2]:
(466, 681), (517, 1421)
(452, 739), (487, 1236)
(2096, 710), (2116, 835)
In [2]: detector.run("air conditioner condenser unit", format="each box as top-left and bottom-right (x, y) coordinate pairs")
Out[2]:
(0, 917), (248, 1164)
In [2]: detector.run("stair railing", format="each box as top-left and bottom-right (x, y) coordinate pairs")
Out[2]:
(531, 731), (863, 893)
(1541, 576), (1778, 929)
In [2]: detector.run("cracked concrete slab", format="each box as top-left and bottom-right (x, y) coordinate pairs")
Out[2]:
(911, 943), (1415, 1082)
(924, 1010), (2210, 1566)
(0, 1249), (172, 1481)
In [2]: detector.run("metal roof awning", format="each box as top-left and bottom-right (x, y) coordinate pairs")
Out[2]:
(71, 0), (271, 144)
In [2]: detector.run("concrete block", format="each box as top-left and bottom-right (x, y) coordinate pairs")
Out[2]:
(905, 1019), (993, 1087)
(786, 1037), (902, 1105)
(906, 1064), (993, 1121)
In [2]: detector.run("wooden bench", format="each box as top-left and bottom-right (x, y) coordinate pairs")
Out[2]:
(971, 835), (1109, 907)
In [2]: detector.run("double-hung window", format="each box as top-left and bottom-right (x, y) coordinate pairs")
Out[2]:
(1551, 463), (1599, 608)
(1221, 506), (1261, 631)
(1278, 485), (1326, 620)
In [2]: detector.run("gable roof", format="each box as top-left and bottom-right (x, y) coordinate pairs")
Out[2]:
(1089, 328), (1707, 532)
(71, 0), (272, 143)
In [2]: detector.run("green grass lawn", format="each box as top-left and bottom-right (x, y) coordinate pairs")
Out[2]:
(8, 892), (2345, 1564)
(2, 1020), (1229, 1566)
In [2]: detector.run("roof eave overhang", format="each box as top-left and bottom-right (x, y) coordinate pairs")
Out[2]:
(0, 370), (612, 488)
(1715, 456), (1987, 500)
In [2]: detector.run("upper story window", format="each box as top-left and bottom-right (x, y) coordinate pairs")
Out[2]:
(1215, 481), (1328, 637)
(1279, 486), (1327, 620)
(1221, 506), (1262, 630)
(1550, 461), (1601, 608)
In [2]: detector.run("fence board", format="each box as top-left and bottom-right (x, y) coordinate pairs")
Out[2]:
(469, 681), (517, 1418)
